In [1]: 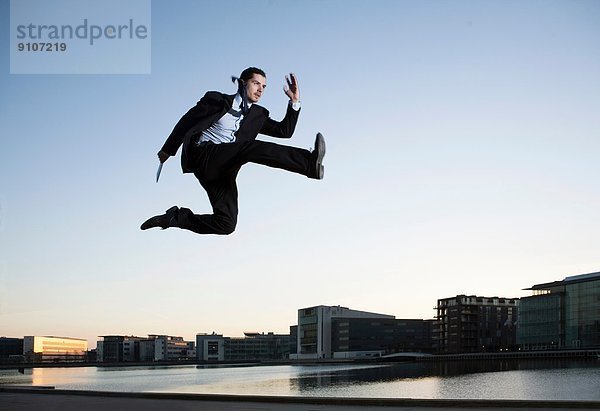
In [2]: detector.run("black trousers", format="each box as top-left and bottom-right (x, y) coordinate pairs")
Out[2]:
(177, 140), (312, 235)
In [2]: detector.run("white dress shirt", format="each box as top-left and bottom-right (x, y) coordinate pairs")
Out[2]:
(200, 94), (301, 144)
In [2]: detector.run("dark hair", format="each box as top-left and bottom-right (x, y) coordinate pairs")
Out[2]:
(240, 67), (266, 82)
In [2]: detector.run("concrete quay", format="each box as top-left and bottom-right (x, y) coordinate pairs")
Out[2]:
(2, 387), (600, 411)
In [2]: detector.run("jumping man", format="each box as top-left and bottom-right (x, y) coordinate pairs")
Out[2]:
(141, 67), (326, 235)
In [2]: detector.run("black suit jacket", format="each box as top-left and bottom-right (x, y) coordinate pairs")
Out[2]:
(161, 92), (300, 173)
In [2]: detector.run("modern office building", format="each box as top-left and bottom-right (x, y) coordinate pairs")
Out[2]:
(518, 271), (600, 349)
(139, 338), (156, 362)
(196, 333), (225, 362)
(196, 332), (289, 362)
(226, 332), (289, 361)
(290, 305), (435, 360)
(331, 318), (437, 358)
(122, 339), (139, 362)
(150, 335), (195, 361)
(565, 272), (600, 348)
(0, 337), (24, 363)
(518, 284), (564, 350)
(293, 305), (394, 360)
(23, 336), (88, 363)
(289, 326), (298, 356)
(98, 335), (195, 362)
(435, 295), (519, 354)
(97, 335), (143, 362)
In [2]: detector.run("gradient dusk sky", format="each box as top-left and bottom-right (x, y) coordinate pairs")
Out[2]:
(1, 0), (599, 348)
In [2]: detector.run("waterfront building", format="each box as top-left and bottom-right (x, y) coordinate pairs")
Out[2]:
(226, 332), (289, 361)
(85, 348), (97, 363)
(97, 335), (143, 362)
(0, 337), (24, 363)
(196, 332), (289, 362)
(289, 326), (298, 356)
(290, 305), (434, 360)
(293, 305), (394, 360)
(150, 335), (195, 361)
(98, 335), (195, 362)
(23, 336), (88, 363)
(435, 295), (519, 354)
(196, 333), (225, 362)
(331, 318), (437, 358)
(518, 284), (564, 350)
(139, 338), (155, 362)
(122, 338), (139, 362)
(518, 271), (600, 349)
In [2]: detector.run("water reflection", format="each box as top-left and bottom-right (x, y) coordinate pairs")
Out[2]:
(1, 359), (599, 400)
(290, 358), (599, 391)
(433, 358), (599, 376)
(287, 359), (600, 399)
(291, 363), (422, 392)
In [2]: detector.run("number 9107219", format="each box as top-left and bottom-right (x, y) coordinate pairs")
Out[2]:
(17, 42), (67, 52)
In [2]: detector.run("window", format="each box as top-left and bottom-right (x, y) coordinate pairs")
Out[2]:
(207, 341), (219, 356)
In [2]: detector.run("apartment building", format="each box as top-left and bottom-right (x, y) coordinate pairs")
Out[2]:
(435, 295), (519, 353)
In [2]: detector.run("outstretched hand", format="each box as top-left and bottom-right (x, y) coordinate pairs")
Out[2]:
(158, 150), (170, 163)
(283, 73), (300, 103)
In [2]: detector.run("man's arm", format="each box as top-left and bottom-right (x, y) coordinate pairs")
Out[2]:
(260, 73), (301, 139)
(260, 102), (300, 138)
(157, 92), (216, 162)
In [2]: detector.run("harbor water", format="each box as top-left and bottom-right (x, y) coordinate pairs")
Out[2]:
(1, 359), (599, 400)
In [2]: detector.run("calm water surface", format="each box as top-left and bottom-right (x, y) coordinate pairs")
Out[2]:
(1, 359), (599, 400)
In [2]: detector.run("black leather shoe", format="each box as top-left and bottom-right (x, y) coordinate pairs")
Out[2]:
(140, 206), (179, 230)
(310, 132), (326, 180)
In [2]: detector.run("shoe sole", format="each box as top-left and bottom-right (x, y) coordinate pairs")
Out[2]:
(314, 133), (326, 180)
(140, 206), (179, 230)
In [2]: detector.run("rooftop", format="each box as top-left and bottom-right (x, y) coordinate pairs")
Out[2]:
(526, 271), (600, 291)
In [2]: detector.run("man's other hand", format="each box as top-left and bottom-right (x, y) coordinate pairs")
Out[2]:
(284, 73), (300, 103)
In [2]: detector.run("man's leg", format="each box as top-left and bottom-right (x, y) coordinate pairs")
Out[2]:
(237, 133), (325, 179)
(141, 144), (241, 235)
(176, 170), (239, 235)
(140, 134), (325, 234)
(175, 134), (326, 234)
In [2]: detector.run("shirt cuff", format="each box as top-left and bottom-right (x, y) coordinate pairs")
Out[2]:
(290, 100), (301, 111)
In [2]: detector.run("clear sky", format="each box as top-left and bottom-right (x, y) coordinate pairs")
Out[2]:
(1, 0), (599, 349)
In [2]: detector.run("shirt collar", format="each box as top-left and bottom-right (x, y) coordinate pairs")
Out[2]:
(234, 93), (253, 111)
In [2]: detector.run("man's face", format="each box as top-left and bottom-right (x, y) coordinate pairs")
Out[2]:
(245, 73), (266, 103)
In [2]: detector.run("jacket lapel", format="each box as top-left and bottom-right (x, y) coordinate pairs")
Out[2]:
(236, 104), (266, 142)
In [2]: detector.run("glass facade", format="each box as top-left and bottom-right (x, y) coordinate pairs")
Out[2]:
(299, 308), (318, 354)
(0, 337), (24, 364)
(294, 305), (400, 359)
(225, 334), (289, 361)
(23, 336), (88, 363)
(197, 333), (289, 361)
(98, 336), (140, 362)
(565, 279), (600, 348)
(331, 318), (435, 354)
(289, 326), (298, 355)
(520, 271), (600, 350)
(517, 293), (563, 349)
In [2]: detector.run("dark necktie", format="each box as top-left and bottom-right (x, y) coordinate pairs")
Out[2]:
(231, 76), (249, 115)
